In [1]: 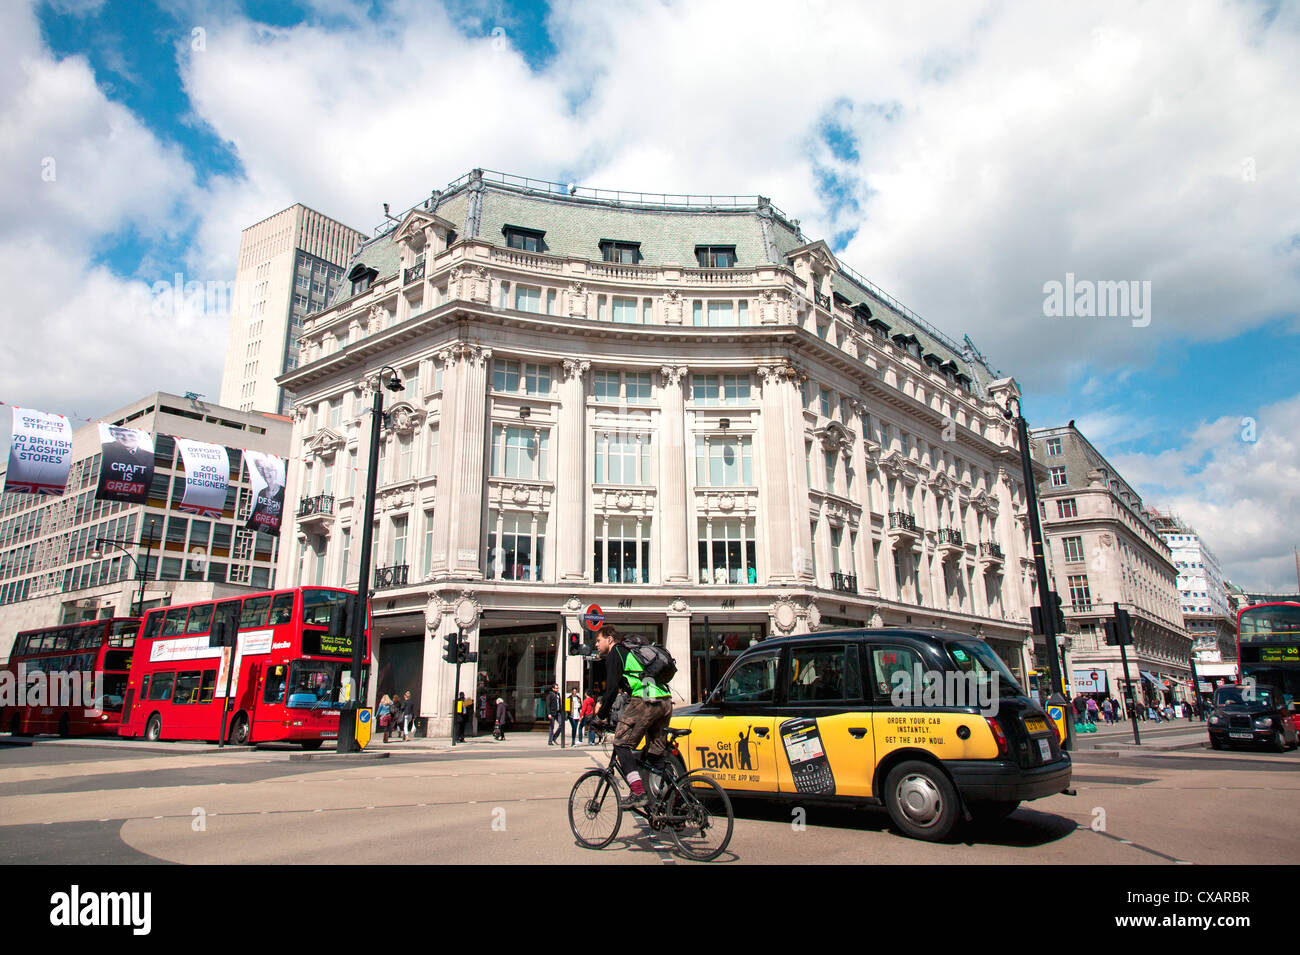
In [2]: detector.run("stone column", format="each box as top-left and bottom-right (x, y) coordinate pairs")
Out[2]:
(848, 402), (879, 594)
(556, 359), (590, 582)
(424, 593), (482, 739)
(278, 405), (310, 585)
(665, 597), (692, 704)
(995, 469), (1025, 619)
(429, 343), (491, 579)
(757, 363), (806, 584)
(659, 365), (691, 584)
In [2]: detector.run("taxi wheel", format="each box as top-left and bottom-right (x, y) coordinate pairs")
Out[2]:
(1273, 730), (1286, 753)
(884, 761), (959, 842)
(1209, 736), (1223, 750)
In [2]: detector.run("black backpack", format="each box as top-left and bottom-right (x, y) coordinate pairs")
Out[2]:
(624, 636), (677, 687)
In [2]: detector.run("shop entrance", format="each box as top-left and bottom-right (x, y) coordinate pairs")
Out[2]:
(475, 624), (558, 732)
(376, 634), (425, 736)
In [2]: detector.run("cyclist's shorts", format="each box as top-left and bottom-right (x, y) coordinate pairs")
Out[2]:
(614, 697), (672, 757)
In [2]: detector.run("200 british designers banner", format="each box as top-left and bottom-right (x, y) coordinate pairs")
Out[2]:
(4, 407), (73, 496)
(173, 439), (230, 518)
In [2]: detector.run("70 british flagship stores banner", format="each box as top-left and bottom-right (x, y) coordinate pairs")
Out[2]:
(4, 407), (286, 534)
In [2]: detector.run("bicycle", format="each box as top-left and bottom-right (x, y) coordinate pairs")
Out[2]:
(567, 726), (734, 862)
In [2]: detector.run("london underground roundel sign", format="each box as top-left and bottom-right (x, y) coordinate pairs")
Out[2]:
(584, 604), (604, 631)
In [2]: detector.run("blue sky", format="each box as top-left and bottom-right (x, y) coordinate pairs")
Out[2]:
(5, 0), (1300, 588)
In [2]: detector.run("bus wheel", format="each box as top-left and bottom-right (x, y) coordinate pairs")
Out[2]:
(57, 714), (71, 738)
(145, 714), (162, 742)
(300, 739), (323, 751)
(8, 713), (20, 736)
(884, 761), (960, 842)
(229, 714), (250, 746)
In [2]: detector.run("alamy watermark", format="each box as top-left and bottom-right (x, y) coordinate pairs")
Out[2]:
(0, 666), (110, 712)
(889, 665), (999, 715)
(50, 886), (151, 935)
(1042, 273), (1151, 328)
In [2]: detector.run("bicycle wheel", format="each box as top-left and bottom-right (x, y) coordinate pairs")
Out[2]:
(664, 771), (733, 862)
(568, 769), (622, 849)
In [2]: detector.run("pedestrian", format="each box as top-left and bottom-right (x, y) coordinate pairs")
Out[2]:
(389, 691), (407, 741)
(580, 689), (598, 744)
(493, 697), (508, 741)
(1101, 699), (1112, 724)
(402, 689), (415, 740)
(453, 691), (467, 743)
(566, 687), (582, 745)
(1086, 697), (1099, 725)
(546, 684), (562, 745)
(380, 692), (395, 743)
(610, 687), (629, 726)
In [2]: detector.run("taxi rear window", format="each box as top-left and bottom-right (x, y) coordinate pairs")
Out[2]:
(947, 641), (1022, 696)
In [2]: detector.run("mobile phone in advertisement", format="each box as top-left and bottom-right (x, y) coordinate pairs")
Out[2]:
(780, 717), (836, 795)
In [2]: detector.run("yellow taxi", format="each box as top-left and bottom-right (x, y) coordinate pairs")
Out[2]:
(669, 629), (1071, 841)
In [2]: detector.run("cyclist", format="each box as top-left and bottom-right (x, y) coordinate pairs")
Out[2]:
(593, 625), (672, 808)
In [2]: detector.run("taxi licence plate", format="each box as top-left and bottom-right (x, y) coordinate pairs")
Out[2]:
(1038, 739), (1051, 761)
(1229, 732), (1252, 739)
(1024, 717), (1049, 734)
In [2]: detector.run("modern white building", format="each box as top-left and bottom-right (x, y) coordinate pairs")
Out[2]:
(219, 203), (365, 415)
(278, 169), (1048, 737)
(0, 393), (292, 659)
(1031, 424), (1192, 706)
(1147, 509), (1236, 667)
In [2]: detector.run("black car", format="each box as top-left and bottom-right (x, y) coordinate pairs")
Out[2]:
(1207, 684), (1298, 751)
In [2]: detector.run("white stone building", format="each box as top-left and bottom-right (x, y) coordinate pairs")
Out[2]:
(1147, 509), (1236, 667)
(1030, 424), (1192, 706)
(0, 393), (292, 658)
(278, 169), (1046, 737)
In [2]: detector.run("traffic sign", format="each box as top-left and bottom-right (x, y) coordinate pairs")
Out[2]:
(584, 604), (604, 631)
(355, 708), (373, 750)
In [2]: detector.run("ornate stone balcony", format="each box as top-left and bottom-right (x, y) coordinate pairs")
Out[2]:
(887, 510), (920, 547)
(296, 494), (334, 531)
(938, 527), (964, 561)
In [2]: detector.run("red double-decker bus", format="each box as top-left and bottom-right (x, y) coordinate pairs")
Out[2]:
(2, 617), (139, 736)
(118, 587), (369, 748)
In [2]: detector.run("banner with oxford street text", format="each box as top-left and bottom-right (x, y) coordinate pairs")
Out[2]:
(244, 450), (286, 536)
(4, 407), (73, 496)
(174, 439), (229, 518)
(96, 423), (155, 504)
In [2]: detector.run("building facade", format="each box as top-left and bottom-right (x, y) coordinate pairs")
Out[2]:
(1030, 425), (1192, 706)
(219, 203), (365, 415)
(0, 393), (291, 659)
(1147, 509), (1236, 667)
(279, 169), (1047, 737)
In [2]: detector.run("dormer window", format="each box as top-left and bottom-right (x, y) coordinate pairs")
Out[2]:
(348, 263), (379, 297)
(695, 245), (736, 269)
(600, 239), (641, 264)
(503, 225), (546, 253)
(866, 317), (890, 340)
(892, 333), (921, 358)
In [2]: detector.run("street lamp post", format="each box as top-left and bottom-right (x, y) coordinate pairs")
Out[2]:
(999, 395), (1073, 751)
(92, 524), (158, 618)
(337, 366), (404, 753)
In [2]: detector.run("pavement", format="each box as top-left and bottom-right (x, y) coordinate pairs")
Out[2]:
(1069, 718), (1215, 753)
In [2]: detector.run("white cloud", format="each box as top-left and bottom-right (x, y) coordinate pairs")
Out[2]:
(1113, 393), (1300, 592)
(0, 2), (206, 453)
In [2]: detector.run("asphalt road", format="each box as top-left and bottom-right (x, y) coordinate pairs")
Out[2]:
(1, 736), (1296, 865)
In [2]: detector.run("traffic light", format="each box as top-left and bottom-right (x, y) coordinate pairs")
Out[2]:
(1051, 591), (1066, 633)
(457, 640), (477, 664)
(568, 632), (583, 656)
(713, 633), (729, 655)
(442, 635), (458, 663)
